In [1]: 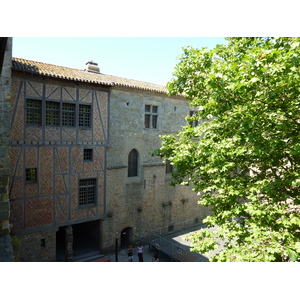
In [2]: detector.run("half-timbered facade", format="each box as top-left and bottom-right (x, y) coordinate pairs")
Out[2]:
(10, 59), (110, 261)
(9, 57), (209, 261)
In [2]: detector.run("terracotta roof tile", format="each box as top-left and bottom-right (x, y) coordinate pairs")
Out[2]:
(12, 57), (169, 94)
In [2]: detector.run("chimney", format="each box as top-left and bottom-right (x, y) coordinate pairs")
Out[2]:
(85, 61), (100, 74)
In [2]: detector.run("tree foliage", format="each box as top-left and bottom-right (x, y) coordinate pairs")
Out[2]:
(156, 37), (300, 261)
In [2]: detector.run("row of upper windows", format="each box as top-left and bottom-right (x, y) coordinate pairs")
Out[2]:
(26, 99), (199, 129)
(144, 105), (198, 129)
(26, 99), (91, 128)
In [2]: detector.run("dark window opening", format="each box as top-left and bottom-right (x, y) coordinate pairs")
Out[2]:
(26, 168), (37, 182)
(189, 110), (199, 127)
(128, 149), (138, 177)
(26, 99), (41, 125)
(62, 103), (75, 127)
(79, 178), (97, 206)
(145, 114), (150, 128)
(152, 115), (158, 128)
(46, 101), (60, 126)
(166, 160), (173, 174)
(79, 104), (91, 128)
(84, 149), (93, 161)
(145, 105), (158, 129)
(168, 225), (174, 232)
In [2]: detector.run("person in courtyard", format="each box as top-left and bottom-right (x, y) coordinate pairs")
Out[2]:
(137, 243), (144, 262)
(128, 245), (133, 262)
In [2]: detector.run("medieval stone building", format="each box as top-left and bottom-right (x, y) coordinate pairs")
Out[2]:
(6, 48), (209, 261)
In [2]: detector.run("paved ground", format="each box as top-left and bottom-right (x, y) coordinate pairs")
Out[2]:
(98, 225), (223, 262)
(100, 245), (166, 262)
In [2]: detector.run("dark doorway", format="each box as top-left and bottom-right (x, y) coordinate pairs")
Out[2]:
(72, 220), (101, 258)
(121, 227), (132, 248)
(56, 226), (66, 262)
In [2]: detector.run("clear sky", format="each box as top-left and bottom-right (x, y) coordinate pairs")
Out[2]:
(12, 37), (226, 86)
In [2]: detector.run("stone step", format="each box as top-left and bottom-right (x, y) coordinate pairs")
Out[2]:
(73, 251), (105, 262)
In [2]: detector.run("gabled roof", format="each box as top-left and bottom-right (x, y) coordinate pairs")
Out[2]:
(12, 57), (170, 94)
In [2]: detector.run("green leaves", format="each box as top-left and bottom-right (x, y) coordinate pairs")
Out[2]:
(157, 37), (300, 262)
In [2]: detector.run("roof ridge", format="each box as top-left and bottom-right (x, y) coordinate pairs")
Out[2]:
(12, 57), (170, 94)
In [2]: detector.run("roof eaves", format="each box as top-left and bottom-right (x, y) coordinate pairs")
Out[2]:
(12, 57), (115, 87)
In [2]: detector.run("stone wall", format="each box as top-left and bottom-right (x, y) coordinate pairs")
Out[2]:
(102, 88), (209, 251)
(8, 58), (211, 259)
(16, 228), (57, 262)
(0, 37), (13, 261)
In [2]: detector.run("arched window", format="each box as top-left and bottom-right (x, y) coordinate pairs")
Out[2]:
(128, 149), (138, 177)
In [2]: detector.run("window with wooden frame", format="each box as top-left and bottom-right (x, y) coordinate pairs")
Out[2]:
(79, 104), (91, 128)
(26, 99), (42, 125)
(84, 149), (93, 161)
(79, 178), (97, 206)
(145, 105), (158, 129)
(62, 103), (75, 127)
(45, 101), (60, 126)
(25, 168), (37, 183)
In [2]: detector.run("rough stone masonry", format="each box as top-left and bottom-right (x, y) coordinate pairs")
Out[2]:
(0, 37), (13, 261)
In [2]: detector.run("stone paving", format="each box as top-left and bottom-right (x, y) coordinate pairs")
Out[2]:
(99, 245), (166, 262)
(98, 225), (223, 262)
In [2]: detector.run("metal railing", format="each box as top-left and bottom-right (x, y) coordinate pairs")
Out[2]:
(147, 218), (206, 262)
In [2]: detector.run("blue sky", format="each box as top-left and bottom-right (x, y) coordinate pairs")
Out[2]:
(12, 37), (226, 86)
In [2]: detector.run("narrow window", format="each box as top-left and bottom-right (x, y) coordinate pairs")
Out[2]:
(168, 225), (174, 232)
(79, 104), (91, 128)
(165, 160), (173, 174)
(84, 149), (93, 161)
(79, 178), (96, 206)
(62, 103), (75, 127)
(46, 101), (60, 126)
(145, 105), (158, 129)
(145, 114), (150, 128)
(26, 99), (41, 125)
(189, 110), (199, 127)
(26, 168), (37, 182)
(128, 149), (138, 177)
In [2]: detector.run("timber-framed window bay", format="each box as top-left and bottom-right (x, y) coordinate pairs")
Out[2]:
(25, 98), (92, 129)
(79, 178), (97, 207)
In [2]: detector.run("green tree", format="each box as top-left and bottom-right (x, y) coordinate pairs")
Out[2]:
(156, 37), (300, 262)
